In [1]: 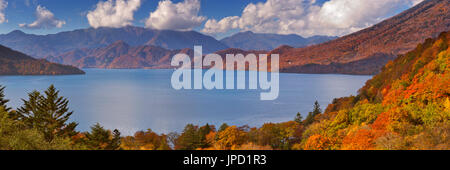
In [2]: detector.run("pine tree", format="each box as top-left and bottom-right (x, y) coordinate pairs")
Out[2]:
(0, 106), (76, 150)
(83, 123), (116, 150)
(294, 112), (303, 124)
(80, 123), (121, 150)
(218, 123), (229, 132)
(16, 85), (78, 141)
(177, 124), (200, 150)
(199, 124), (213, 148)
(312, 101), (322, 115)
(109, 129), (121, 150)
(304, 101), (322, 127)
(0, 85), (11, 112)
(16, 91), (43, 128)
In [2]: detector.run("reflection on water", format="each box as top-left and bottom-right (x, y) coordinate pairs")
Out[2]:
(0, 69), (371, 135)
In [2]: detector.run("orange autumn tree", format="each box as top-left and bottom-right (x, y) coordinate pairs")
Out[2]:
(304, 134), (337, 150)
(121, 129), (171, 150)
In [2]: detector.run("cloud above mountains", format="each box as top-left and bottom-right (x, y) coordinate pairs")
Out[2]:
(0, 0), (7, 24)
(87, 0), (141, 28)
(0, 0), (426, 36)
(202, 0), (424, 37)
(19, 5), (66, 29)
(87, 0), (205, 30)
(145, 0), (205, 31)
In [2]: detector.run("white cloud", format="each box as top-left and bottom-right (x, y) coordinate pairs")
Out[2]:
(202, 16), (239, 34)
(19, 5), (66, 29)
(145, 0), (206, 31)
(87, 0), (141, 29)
(0, 0), (7, 24)
(202, 0), (424, 37)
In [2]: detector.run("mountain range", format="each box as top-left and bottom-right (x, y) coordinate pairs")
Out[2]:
(45, 41), (272, 70)
(0, 26), (335, 60)
(277, 0), (450, 74)
(2, 0), (449, 75)
(220, 31), (337, 51)
(0, 45), (84, 75)
(0, 26), (227, 58)
(46, 41), (194, 69)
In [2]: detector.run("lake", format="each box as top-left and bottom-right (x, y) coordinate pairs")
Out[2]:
(0, 69), (372, 135)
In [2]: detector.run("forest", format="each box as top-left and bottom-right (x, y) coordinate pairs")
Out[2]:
(0, 32), (448, 150)
(0, 45), (84, 75)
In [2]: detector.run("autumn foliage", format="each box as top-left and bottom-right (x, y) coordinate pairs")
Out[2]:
(1, 31), (449, 150)
(114, 33), (450, 150)
(304, 32), (450, 150)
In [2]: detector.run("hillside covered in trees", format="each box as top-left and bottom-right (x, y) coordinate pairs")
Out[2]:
(118, 32), (450, 150)
(278, 0), (450, 75)
(0, 32), (448, 150)
(298, 31), (449, 150)
(122, 31), (449, 150)
(0, 45), (84, 75)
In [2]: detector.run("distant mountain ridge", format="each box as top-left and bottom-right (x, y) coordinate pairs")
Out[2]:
(46, 40), (273, 70)
(0, 26), (227, 58)
(11, 0), (450, 75)
(220, 31), (337, 50)
(276, 0), (450, 74)
(46, 41), (194, 69)
(0, 45), (84, 75)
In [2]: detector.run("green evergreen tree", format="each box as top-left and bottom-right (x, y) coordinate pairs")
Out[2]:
(294, 112), (303, 124)
(199, 124), (213, 148)
(312, 101), (322, 115)
(16, 85), (78, 141)
(0, 85), (11, 112)
(110, 129), (121, 150)
(0, 106), (77, 150)
(218, 123), (229, 132)
(304, 101), (322, 127)
(178, 124), (200, 150)
(16, 91), (43, 128)
(201, 124), (212, 134)
(82, 123), (121, 150)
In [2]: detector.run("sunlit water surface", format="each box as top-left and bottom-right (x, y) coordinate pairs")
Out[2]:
(0, 69), (371, 135)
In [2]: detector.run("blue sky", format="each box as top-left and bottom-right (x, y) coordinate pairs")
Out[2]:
(0, 0), (266, 35)
(0, 0), (422, 38)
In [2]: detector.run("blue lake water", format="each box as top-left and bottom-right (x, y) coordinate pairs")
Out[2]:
(0, 69), (371, 135)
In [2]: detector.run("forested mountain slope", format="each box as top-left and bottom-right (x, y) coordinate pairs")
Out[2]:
(0, 45), (84, 75)
(300, 32), (449, 150)
(278, 0), (450, 75)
